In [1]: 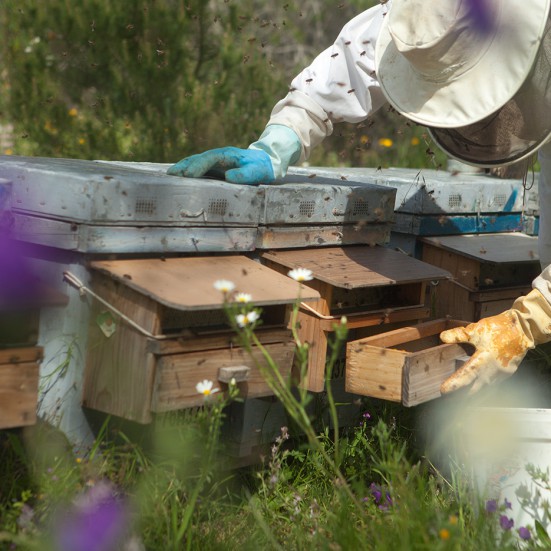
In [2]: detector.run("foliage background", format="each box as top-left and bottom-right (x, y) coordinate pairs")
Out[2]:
(0, 0), (445, 169)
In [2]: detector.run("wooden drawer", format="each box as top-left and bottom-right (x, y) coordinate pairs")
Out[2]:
(0, 347), (42, 429)
(346, 319), (471, 407)
(151, 342), (295, 412)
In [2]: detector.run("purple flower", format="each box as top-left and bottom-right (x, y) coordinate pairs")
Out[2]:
(518, 526), (531, 541)
(504, 498), (512, 510)
(370, 483), (382, 504)
(499, 515), (514, 531)
(362, 412), (371, 420)
(485, 499), (498, 513)
(465, 0), (495, 34)
(54, 481), (131, 551)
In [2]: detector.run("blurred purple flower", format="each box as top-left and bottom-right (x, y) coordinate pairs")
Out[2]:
(54, 481), (131, 551)
(465, 0), (495, 34)
(499, 514), (514, 531)
(518, 526), (531, 540)
(362, 412), (371, 420)
(485, 499), (498, 513)
(370, 483), (382, 504)
(504, 498), (512, 510)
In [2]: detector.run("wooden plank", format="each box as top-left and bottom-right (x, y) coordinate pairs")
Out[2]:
(0, 347), (43, 365)
(151, 342), (295, 412)
(349, 318), (468, 349)
(421, 234), (540, 264)
(82, 276), (159, 423)
(90, 256), (320, 311)
(146, 327), (292, 355)
(403, 343), (471, 406)
(256, 224), (390, 249)
(318, 306), (430, 331)
(468, 286), (531, 302)
(345, 345), (405, 402)
(0, 361), (39, 429)
(261, 246), (450, 289)
(296, 281), (333, 393)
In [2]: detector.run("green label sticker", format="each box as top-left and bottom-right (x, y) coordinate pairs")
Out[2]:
(96, 310), (117, 338)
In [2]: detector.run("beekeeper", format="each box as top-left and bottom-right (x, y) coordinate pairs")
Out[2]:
(168, 0), (551, 395)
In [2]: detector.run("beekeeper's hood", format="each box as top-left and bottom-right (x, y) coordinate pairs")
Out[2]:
(375, 0), (551, 167)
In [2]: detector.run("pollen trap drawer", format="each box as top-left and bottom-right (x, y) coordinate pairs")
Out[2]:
(346, 319), (471, 407)
(82, 255), (319, 423)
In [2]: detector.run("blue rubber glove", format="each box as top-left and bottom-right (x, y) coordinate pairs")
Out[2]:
(167, 125), (302, 185)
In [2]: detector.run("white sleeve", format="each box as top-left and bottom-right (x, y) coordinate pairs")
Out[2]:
(266, 2), (391, 161)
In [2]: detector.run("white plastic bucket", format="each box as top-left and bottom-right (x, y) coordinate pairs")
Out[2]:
(466, 407), (551, 531)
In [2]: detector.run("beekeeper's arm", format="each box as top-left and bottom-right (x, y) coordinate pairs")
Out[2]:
(167, 3), (390, 184)
(440, 285), (551, 394)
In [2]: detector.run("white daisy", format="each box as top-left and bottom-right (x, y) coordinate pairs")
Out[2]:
(213, 279), (236, 293)
(196, 379), (220, 397)
(236, 310), (260, 327)
(287, 267), (314, 282)
(235, 292), (252, 303)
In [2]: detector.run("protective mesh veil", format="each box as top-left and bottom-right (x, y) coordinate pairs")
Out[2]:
(429, 19), (551, 167)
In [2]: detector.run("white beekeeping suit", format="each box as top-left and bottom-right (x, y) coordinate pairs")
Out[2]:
(169, 0), (551, 395)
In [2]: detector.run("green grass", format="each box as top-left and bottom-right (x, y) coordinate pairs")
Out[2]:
(1, 300), (547, 550)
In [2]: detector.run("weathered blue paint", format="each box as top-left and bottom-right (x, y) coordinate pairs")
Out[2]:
(503, 189), (518, 213)
(409, 213), (532, 235)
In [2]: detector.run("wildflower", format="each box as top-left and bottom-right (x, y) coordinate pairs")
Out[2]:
(54, 480), (130, 551)
(360, 135), (369, 145)
(410, 136), (420, 146)
(213, 279), (235, 294)
(68, 108), (78, 117)
(439, 528), (451, 540)
(485, 499), (498, 513)
(75, 457), (83, 464)
(449, 514), (458, 525)
(234, 292), (252, 303)
(362, 412), (371, 420)
(504, 497), (512, 510)
(4, 148), (13, 155)
(236, 310), (260, 327)
(287, 267), (314, 282)
(78, 138), (86, 145)
(518, 526), (531, 541)
(499, 514), (514, 531)
(378, 137), (393, 148)
(196, 379), (219, 397)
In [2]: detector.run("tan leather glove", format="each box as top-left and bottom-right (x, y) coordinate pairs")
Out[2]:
(440, 289), (551, 394)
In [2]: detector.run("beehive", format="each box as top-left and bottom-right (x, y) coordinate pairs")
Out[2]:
(261, 245), (451, 391)
(421, 234), (541, 321)
(82, 255), (320, 423)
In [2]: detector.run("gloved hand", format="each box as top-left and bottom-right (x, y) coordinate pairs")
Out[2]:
(167, 124), (302, 185)
(440, 289), (551, 394)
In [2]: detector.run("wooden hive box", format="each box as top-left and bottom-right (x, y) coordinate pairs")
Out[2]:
(0, 346), (42, 429)
(0, 279), (66, 429)
(421, 234), (541, 321)
(261, 246), (451, 392)
(82, 255), (320, 424)
(346, 319), (471, 406)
